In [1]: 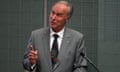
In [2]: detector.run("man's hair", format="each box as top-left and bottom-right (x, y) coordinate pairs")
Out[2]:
(54, 0), (74, 18)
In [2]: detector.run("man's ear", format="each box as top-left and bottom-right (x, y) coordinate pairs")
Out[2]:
(66, 16), (70, 22)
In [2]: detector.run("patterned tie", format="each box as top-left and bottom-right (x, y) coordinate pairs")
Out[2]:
(51, 34), (59, 68)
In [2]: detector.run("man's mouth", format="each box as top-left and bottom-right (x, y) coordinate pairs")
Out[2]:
(51, 21), (56, 25)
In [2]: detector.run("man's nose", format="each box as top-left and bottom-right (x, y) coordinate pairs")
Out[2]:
(51, 15), (56, 20)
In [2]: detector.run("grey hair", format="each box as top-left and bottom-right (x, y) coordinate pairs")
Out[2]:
(54, 0), (74, 18)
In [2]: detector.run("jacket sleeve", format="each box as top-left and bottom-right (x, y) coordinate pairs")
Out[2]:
(73, 36), (88, 72)
(22, 33), (36, 71)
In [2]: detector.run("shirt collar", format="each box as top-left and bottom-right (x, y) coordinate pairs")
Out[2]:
(50, 27), (65, 38)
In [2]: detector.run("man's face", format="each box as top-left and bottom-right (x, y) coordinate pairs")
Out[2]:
(49, 3), (69, 32)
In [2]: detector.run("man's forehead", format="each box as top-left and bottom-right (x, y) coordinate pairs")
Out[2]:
(52, 3), (68, 12)
(53, 3), (68, 9)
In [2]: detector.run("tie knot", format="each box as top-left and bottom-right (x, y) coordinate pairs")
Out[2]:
(53, 34), (59, 38)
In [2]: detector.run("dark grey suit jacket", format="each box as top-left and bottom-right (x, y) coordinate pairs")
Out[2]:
(23, 27), (87, 72)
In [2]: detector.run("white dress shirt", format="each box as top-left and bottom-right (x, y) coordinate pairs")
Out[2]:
(50, 27), (65, 51)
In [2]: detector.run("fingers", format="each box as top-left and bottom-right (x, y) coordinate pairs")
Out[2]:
(29, 50), (38, 55)
(29, 50), (38, 65)
(28, 45), (39, 64)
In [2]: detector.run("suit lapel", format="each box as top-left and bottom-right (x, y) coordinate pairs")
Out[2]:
(59, 28), (71, 59)
(42, 28), (53, 71)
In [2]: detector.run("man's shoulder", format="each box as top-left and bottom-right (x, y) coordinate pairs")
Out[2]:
(66, 28), (84, 37)
(31, 27), (49, 35)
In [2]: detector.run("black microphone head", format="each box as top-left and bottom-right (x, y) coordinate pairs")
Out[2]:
(80, 52), (85, 57)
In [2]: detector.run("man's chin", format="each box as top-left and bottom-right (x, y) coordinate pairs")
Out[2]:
(51, 27), (56, 30)
(51, 26), (58, 31)
(50, 25), (56, 29)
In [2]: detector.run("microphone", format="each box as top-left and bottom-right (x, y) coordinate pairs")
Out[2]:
(80, 53), (100, 72)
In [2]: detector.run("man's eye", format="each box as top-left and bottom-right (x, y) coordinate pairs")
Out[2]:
(52, 11), (55, 14)
(57, 13), (62, 16)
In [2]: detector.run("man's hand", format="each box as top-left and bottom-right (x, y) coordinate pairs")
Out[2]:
(28, 45), (38, 65)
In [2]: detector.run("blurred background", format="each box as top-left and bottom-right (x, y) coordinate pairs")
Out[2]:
(0, 0), (120, 72)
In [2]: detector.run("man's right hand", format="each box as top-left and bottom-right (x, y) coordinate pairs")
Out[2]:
(28, 45), (38, 65)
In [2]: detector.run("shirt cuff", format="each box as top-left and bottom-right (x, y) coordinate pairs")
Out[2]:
(31, 64), (36, 70)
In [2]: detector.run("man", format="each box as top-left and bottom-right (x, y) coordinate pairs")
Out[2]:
(23, 0), (87, 72)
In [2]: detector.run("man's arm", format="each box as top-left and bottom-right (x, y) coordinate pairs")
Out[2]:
(73, 36), (88, 72)
(22, 47), (32, 71)
(22, 35), (38, 71)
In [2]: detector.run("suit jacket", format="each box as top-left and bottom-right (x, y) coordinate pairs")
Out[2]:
(23, 27), (87, 72)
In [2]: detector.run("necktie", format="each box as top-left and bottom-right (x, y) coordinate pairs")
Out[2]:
(51, 34), (59, 68)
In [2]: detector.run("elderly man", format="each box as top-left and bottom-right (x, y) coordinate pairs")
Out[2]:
(23, 0), (87, 72)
